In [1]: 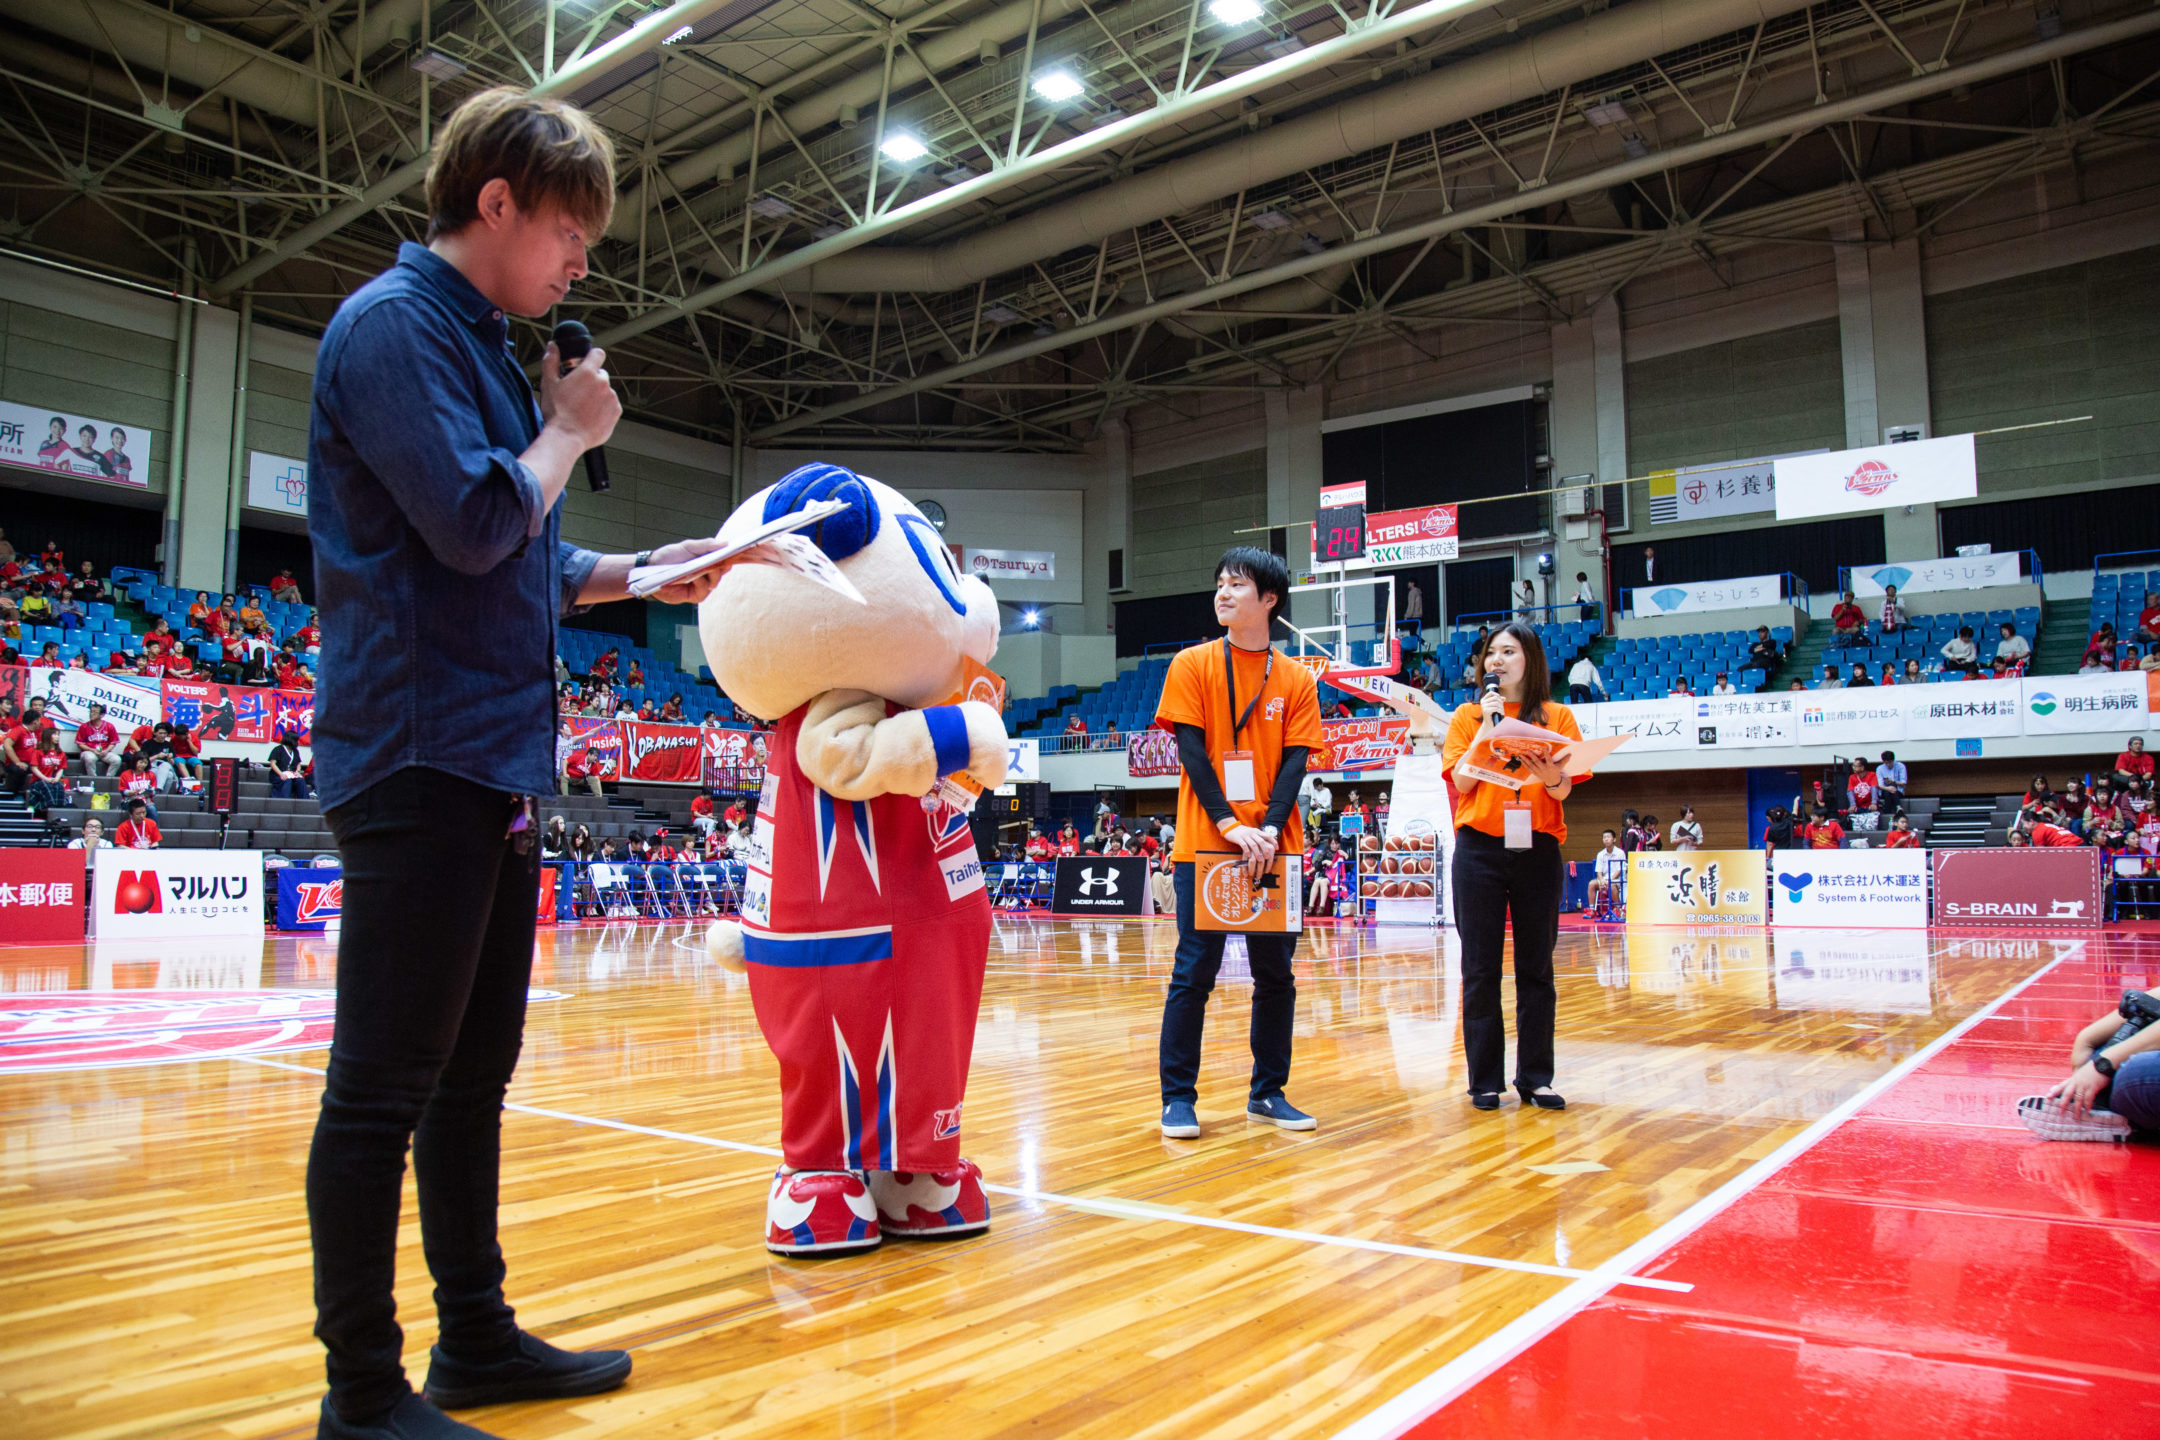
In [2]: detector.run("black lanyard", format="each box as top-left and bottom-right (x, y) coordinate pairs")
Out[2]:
(1223, 638), (1272, 743)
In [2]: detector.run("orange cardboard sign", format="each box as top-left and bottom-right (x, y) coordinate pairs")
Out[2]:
(1192, 850), (1304, 933)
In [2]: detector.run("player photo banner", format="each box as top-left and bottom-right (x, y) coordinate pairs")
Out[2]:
(1127, 727), (1179, 779)
(621, 721), (706, 782)
(563, 716), (624, 781)
(0, 398), (152, 488)
(162, 678), (276, 742)
(12, 665), (164, 730)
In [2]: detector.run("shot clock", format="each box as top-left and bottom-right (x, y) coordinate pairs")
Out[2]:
(1315, 481), (1368, 564)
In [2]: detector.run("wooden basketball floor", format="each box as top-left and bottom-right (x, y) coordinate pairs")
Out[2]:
(3, 917), (2156, 1439)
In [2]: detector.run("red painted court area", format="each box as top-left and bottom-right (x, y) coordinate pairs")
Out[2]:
(1398, 935), (2160, 1440)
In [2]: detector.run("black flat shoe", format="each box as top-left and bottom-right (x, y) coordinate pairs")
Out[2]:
(424, 1330), (632, 1410)
(1518, 1087), (1566, 1110)
(1470, 1092), (1501, 1111)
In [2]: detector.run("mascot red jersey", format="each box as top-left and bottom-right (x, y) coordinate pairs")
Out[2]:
(701, 463), (1009, 1255)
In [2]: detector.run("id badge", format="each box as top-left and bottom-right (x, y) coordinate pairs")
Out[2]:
(1222, 750), (1257, 804)
(1503, 802), (1533, 850)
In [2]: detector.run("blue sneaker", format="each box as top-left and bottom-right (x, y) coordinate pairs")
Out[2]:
(1246, 1095), (1316, 1130)
(1160, 1100), (1200, 1138)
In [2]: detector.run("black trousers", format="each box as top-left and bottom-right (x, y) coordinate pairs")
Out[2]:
(1160, 862), (1299, 1105)
(1450, 826), (1562, 1095)
(307, 768), (537, 1421)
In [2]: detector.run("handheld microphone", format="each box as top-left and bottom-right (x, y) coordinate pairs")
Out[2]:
(550, 319), (611, 492)
(1481, 670), (1502, 723)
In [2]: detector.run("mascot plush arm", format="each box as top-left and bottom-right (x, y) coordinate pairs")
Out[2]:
(797, 688), (1010, 800)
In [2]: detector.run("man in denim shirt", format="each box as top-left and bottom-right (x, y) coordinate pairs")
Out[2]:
(305, 89), (731, 1440)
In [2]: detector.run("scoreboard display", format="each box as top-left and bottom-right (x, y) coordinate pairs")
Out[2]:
(1315, 481), (1368, 564)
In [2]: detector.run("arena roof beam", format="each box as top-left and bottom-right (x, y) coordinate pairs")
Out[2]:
(207, 0), (757, 297)
(745, 6), (2160, 442)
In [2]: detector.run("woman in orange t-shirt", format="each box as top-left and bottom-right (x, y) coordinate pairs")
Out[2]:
(1439, 621), (1584, 1113)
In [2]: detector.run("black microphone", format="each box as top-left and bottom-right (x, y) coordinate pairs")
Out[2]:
(1481, 670), (1502, 723)
(550, 319), (610, 492)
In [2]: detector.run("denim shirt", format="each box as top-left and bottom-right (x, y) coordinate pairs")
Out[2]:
(308, 243), (601, 811)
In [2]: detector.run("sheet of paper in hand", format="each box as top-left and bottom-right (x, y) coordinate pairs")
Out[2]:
(1455, 718), (1630, 792)
(1192, 850), (1303, 933)
(626, 497), (865, 601)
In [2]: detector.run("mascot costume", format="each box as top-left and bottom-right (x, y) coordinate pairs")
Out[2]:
(700, 463), (1010, 1256)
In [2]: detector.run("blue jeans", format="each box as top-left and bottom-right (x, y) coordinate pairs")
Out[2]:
(1160, 861), (1299, 1106)
(2105, 1051), (2160, 1134)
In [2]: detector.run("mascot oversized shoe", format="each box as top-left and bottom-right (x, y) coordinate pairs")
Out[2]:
(766, 1169), (880, 1256)
(869, 1158), (991, 1239)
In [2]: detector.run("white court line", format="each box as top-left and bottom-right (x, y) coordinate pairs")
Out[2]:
(1328, 948), (2073, 1440)
(234, 1055), (1686, 1294)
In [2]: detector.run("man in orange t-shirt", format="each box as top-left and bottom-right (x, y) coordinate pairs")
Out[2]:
(1152, 546), (1324, 1139)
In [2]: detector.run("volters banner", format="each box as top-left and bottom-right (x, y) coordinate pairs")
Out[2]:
(1363, 504), (1459, 566)
(1767, 848), (1929, 928)
(91, 850), (264, 938)
(23, 666), (163, 730)
(1317, 716), (1413, 774)
(1775, 433), (1977, 520)
(276, 866), (343, 932)
(1626, 851), (1766, 926)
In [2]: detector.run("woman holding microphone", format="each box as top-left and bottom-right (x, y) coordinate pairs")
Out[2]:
(1440, 621), (1586, 1112)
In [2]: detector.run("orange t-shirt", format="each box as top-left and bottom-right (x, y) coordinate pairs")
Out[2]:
(1439, 699), (1586, 845)
(1154, 639), (1325, 863)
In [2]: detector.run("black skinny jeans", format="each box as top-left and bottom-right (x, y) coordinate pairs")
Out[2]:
(1449, 826), (1563, 1096)
(308, 767), (537, 1421)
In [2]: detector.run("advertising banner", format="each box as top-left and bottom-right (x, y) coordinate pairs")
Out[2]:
(1775, 433), (1977, 520)
(1126, 728), (1178, 779)
(246, 451), (310, 517)
(1903, 679), (2025, 740)
(1318, 715), (1413, 774)
(1626, 851), (1766, 926)
(1585, 697), (1696, 753)
(275, 867), (343, 932)
(1363, 504), (1459, 566)
(1049, 855), (1154, 917)
(1632, 573), (1783, 616)
(1773, 929), (1934, 1013)
(1796, 689), (1907, 744)
(561, 716), (624, 781)
(961, 547), (1055, 583)
(0, 850), (88, 944)
(1849, 553), (2020, 597)
(1934, 847), (2102, 927)
(2020, 673), (2151, 735)
(1645, 452), (1808, 525)
(621, 720), (707, 783)
(21, 666), (164, 730)
(0, 398), (152, 488)
(1006, 736), (1041, 784)
(91, 850), (265, 938)
(1767, 849), (1930, 928)
(1692, 693), (1797, 750)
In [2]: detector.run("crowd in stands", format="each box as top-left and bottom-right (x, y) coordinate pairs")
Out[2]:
(2010, 741), (2160, 862)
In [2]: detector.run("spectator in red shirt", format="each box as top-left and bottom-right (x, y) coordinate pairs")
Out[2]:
(271, 568), (304, 604)
(2122, 643), (2148, 673)
(2012, 810), (2083, 847)
(2135, 591), (2160, 644)
(722, 796), (747, 828)
(689, 792), (716, 836)
(2119, 736), (2154, 780)
(1668, 676), (1693, 696)
(1064, 714), (1088, 739)
(626, 659), (646, 689)
(1883, 813), (1921, 848)
(103, 649), (135, 674)
(74, 702), (122, 777)
(163, 647), (198, 680)
(590, 647), (618, 683)
(218, 630), (249, 680)
(114, 798), (161, 849)
(24, 730), (69, 813)
(1805, 804), (1846, 849)
(1056, 821), (1081, 856)
(659, 693), (685, 723)
(1024, 826), (1054, 861)
(1830, 591), (1867, 649)
(557, 720), (602, 797)
(166, 723), (202, 787)
(1845, 757), (1877, 814)
(296, 613), (322, 652)
(28, 639), (61, 668)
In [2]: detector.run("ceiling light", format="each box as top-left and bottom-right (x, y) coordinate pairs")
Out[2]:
(1262, 35), (1304, 59)
(1031, 69), (1084, 102)
(984, 304), (1021, 324)
(747, 193), (794, 219)
(1297, 232), (1329, 255)
(812, 223), (845, 239)
(661, 24), (695, 45)
(1249, 208), (1292, 231)
(1022, 609), (1041, 629)
(1208, 0), (1264, 25)
(1620, 132), (1649, 159)
(938, 165), (978, 185)
(409, 49), (465, 81)
(879, 132), (928, 163)
(1582, 98), (1630, 128)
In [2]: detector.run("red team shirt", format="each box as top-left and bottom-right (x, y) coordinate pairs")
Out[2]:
(738, 699), (991, 1177)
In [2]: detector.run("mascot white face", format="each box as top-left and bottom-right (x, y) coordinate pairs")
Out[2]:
(698, 464), (1001, 720)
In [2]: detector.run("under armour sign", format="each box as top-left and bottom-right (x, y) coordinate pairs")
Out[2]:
(1050, 856), (1153, 917)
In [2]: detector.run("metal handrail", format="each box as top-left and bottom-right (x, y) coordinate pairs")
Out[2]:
(2093, 549), (2160, 586)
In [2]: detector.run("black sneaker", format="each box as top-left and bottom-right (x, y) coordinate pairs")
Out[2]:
(423, 1330), (632, 1410)
(318, 1394), (502, 1439)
